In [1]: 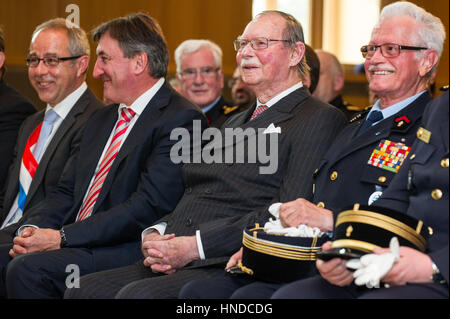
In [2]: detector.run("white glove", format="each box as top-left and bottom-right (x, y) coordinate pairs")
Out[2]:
(346, 237), (400, 289)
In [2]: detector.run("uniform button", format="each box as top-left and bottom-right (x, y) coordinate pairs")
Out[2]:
(431, 189), (442, 200)
(441, 158), (449, 168)
(317, 202), (325, 208)
(330, 171), (338, 181)
(185, 187), (192, 194)
(378, 176), (387, 183)
(186, 218), (193, 227)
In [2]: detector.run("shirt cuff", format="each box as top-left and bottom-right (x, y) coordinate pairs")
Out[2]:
(196, 230), (206, 260)
(16, 224), (39, 236)
(141, 222), (167, 242)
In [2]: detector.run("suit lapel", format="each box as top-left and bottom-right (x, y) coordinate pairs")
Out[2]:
(24, 89), (94, 208)
(90, 83), (171, 213)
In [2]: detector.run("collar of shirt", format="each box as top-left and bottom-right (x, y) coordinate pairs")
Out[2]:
(118, 77), (165, 116)
(369, 90), (426, 125)
(45, 82), (88, 119)
(256, 81), (303, 108)
(201, 95), (221, 114)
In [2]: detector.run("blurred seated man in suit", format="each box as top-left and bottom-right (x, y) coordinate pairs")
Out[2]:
(1, 13), (206, 299)
(313, 49), (359, 120)
(0, 27), (36, 192)
(273, 89), (449, 299)
(0, 19), (102, 244)
(64, 10), (347, 299)
(179, 1), (445, 299)
(175, 39), (239, 128)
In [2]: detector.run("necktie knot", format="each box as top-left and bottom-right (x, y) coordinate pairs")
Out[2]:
(250, 104), (269, 120)
(366, 110), (383, 124)
(121, 107), (136, 123)
(44, 109), (59, 124)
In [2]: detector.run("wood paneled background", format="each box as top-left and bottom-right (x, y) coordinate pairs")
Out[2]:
(0, 0), (448, 109)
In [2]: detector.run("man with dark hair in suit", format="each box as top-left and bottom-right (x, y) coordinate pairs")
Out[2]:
(0, 18), (102, 243)
(0, 27), (36, 192)
(65, 10), (347, 299)
(1, 13), (206, 298)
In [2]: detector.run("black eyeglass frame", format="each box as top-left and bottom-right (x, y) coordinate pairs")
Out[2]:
(360, 43), (428, 59)
(26, 55), (83, 67)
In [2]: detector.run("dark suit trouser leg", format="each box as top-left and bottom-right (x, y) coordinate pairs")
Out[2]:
(179, 272), (261, 299)
(359, 283), (449, 299)
(5, 248), (96, 299)
(271, 275), (361, 299)
(0, 244), (13, 298)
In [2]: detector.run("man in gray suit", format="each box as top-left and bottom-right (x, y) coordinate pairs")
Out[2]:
(66, 10), (347, 299)
(0, 18), (102, 245)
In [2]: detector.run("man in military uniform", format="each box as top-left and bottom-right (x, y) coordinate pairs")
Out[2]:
(175, 39), (239, 128)
(313, 49), (360, 120)
(178, 1), (446, 299)
(228, 67), (255, 111)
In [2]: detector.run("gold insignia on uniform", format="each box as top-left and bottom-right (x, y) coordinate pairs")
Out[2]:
(330, 171), (338, 181)
(222, 105), (239, 115)
(378, 176), (387, 183)
(431, 189), (443, 200)
(441, 158), (449, 168)
(346, 225), (354, 237)
(416, 127), (431, 143)
(317, 202), (325, 208)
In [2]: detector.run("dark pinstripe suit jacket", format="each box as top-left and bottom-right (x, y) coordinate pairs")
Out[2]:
(156, 87), (348, 267)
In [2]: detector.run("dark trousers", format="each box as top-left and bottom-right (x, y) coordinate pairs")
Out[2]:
(179, 271), (282, 299)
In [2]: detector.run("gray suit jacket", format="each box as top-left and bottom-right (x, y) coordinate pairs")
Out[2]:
(156, 87), (348, 267)
(0, 88), (103, 240)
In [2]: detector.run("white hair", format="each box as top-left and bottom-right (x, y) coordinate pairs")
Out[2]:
(174, 39), (222, 73)
(377, 1), (446, 68)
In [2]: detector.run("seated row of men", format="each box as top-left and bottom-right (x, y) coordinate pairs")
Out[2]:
(0, 0), (447, 299)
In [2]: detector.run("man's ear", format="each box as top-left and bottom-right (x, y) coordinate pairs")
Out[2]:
(76, 55), (89, 77)
(0, 52), (5, 70)
(419, 49), (439, 77)
(333, 73), (345, 92)
(289, 41), (305, 67)
(133, 51), (148, 75)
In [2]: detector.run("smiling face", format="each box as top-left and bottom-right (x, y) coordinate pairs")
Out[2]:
(178, 47), (224, 109)
(93, 32), (135, 105)
(28, 29), (84, 106)
(364, 16), (431, 107)
(236, 14), (302, 101)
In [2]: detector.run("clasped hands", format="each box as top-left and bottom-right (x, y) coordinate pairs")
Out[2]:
(9, 227), (61, 258)
(141, 231), (199, 274)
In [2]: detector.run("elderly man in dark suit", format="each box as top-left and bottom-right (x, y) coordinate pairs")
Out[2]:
(0, 18), (102, 243)
(0, 27), (36, 192)
(65, 10), (347, 299)
(1, 13), (206, 299)
(179, 1), (446, 299)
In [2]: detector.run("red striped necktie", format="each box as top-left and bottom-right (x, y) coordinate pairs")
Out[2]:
(250, 104), (268, 120)
(76, 107), (136, 222)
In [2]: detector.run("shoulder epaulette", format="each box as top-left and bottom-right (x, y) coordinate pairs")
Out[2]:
(223, 105), (239, 115)
(349, 107), (371, 123)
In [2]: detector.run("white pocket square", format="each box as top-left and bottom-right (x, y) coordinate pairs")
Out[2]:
(263, 123), (281, 134)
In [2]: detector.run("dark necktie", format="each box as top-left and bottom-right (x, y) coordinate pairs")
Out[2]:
(358, 110), (383, 135)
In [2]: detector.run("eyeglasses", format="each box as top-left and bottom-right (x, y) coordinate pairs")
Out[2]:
(26, 55), (83, 68)
(233, 37), (291, 52)
(360, 43), (428, 59)
(179, 67), (220, 80)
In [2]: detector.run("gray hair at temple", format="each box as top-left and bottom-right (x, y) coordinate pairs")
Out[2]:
(174, 39), (223, 74)
(0, 26), (5, 78)
(256, 10), (310, 82)
(93, 13), (169, 78)
(31, 18), (90, 60)
(376, 1), (446, 75)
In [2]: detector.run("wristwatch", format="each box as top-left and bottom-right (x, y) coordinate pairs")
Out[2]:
(431, 262), (446, 284)
(60, 228), (68, 248)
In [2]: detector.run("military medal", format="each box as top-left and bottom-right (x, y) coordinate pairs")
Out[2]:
(368, 139), (411, 173)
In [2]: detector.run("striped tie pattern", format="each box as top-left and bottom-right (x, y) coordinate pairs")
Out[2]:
(250, 104), (268, 120)
(76, 107), (136, 222)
